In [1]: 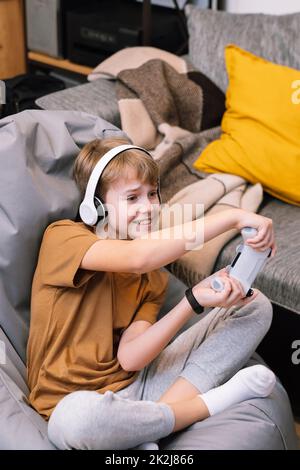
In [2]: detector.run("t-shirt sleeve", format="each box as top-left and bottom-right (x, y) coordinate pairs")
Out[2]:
(38, 220), (99, 288)
(132, 269), (169, 325)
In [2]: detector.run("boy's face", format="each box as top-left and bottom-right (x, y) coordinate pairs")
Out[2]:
(104, 168), (160, 240)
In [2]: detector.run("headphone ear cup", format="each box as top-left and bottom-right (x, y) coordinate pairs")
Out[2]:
(94, 197), (108, 225)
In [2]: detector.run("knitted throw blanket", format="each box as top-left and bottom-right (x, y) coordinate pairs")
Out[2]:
(116, 58), (203, 155)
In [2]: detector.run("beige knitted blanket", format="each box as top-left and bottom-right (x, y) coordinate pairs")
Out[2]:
(116, 58), (202, 153)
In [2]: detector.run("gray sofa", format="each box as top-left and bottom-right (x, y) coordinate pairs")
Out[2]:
(0, 109), (298, 450)
(37, 7), (300, 413)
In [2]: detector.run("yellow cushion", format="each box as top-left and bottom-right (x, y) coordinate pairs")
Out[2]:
(193, 45), (300, 206)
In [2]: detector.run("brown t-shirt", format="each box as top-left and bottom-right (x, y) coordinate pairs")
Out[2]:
(27, 219), (169, 419)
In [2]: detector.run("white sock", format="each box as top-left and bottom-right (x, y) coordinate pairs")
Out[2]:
(200, 365), (276, 416)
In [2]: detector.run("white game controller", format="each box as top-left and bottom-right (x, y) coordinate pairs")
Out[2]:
(210, 227), (272, 297)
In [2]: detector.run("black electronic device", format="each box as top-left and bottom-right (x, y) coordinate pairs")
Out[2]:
(66, 0), (184, 67)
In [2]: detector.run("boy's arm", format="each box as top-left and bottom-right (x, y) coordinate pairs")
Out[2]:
(117, 296), (194, 372)
(81, 208), (275, 274)
(80, 208), (237, 273)
(80, 239), (144, 273)
(137, 208), (275, 273)
(118, 268), (257, 372)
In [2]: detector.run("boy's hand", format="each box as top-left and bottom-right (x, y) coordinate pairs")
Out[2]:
(235, 210), (276, 257)
(192, 268), (259, 309)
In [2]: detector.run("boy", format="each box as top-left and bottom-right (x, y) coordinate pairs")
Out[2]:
(27, 138), (276, 450)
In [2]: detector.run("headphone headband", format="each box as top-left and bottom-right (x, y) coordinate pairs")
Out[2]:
(79, 144), (157, 226)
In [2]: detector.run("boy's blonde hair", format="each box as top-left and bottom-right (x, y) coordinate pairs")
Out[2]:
(73, 138), (160, 201)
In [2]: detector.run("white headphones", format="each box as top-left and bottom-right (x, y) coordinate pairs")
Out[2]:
(79, 144), (161, 226)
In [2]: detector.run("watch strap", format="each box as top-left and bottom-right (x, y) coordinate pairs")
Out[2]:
(185, 287), (204, 315)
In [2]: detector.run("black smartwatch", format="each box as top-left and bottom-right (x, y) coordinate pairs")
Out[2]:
(185, 287), (204, 315)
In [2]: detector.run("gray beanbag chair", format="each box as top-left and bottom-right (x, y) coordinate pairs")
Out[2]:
(0, 110), (297, 449)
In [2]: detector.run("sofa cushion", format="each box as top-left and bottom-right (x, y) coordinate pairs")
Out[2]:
(36, 79), (121, 128)
(0, 110), (127, 362)
(193, 45), (300, 206)
(185, 6), (300, 92)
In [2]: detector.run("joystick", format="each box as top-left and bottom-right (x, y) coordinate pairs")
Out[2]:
(210, 227), (271, 296)
(211, 276), (225, 292)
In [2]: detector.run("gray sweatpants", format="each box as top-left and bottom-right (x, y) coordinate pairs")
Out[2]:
(48, 285), (273, 450)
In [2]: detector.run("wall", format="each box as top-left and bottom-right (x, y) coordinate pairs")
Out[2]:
(222, 0), (300, 14)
